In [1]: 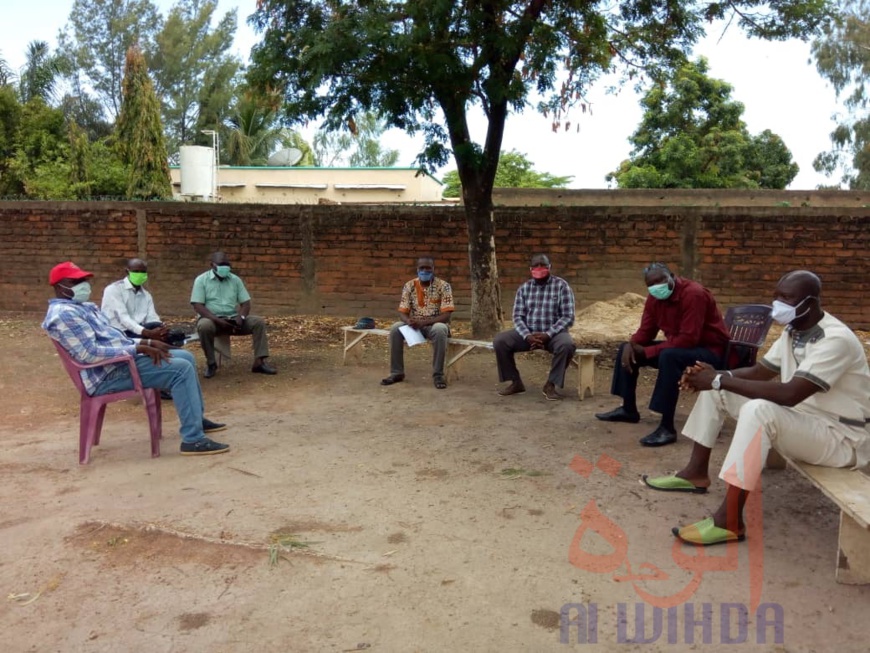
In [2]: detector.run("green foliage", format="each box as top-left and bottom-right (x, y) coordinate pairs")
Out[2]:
(221, 88), (314, 166)
(812, 0), (870, 188)
(116, 45), (171, 199)
(150, 0), (242, 155)
(442, 150), (573, 198)
(314, 111), (400, 167)
(19, 41), (70, 104)
(608, 58), (798, 189)
(0, 86), (23, 195)
(60, 0), (162, 119)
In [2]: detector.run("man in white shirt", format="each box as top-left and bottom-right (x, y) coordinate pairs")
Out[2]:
(101, 258), (168, 342)
(643, 270), (870, 546)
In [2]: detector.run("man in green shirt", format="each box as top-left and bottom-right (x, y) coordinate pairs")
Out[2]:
(190, 252), (277, 378)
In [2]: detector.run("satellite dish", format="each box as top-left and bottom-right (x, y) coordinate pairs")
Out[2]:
(268, 148), (303, 166)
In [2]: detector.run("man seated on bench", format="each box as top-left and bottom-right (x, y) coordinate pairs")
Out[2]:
(494, 253), (576, 400)
(643, 270), (869, 546)
(191, 252), (276, 379)
(595, 262), (730, 447)
(381, 257), (454, 389)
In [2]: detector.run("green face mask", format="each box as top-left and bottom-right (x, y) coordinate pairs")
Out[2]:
(214, 265), (231, 278)
(648, 281), (674, 300)
(128, 271), (148, 287)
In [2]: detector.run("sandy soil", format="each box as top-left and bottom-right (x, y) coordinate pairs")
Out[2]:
(1, 312), (868, 653)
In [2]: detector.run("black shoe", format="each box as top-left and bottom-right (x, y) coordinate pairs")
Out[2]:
(639, 426), (678, 447)
(202, 418), (226, 433)
(595, 406), (641, 423)
(204, 363), (217, 379)
(160, 390), (173, 401)
(252, 362), (277, 375)
(381, 374), (405, 386)
(180, 437), (230, 456)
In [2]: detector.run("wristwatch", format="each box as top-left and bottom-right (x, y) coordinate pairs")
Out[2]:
(711, 374), (723, 391)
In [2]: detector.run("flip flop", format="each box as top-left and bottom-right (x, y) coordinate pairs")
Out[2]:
(642, 474), (708, 494)
(672, 518), (745, 546)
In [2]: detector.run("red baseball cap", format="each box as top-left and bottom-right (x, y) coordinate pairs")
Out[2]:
(49, 261), (94, 286)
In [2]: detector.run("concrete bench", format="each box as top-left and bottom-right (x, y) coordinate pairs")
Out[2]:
(768, 449), (870, 584)
(341, 326), (601, 400)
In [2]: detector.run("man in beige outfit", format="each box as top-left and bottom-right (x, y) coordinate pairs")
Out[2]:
(643, 270), (869, 545)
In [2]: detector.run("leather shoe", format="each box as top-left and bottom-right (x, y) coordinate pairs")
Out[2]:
(204, 363), (217, 379)
(542, 382), (562, 401)
(381, 374), (405, 386)
(639, 426), (678, 447)
(202, 418), (226, 433)
(498, 380), (526, 396)
(595, 406), (640, 423)
(252, 362), (277, 375)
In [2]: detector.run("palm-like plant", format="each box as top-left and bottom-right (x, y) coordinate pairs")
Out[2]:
(19, 41), (68, 104)
(222, 90), (312, 166)
(0, 51), (16, 87)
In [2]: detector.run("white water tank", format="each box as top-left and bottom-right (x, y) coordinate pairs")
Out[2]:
(179, 145), (214, 199)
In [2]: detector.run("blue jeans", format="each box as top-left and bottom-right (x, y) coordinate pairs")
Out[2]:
(94, 349), (205, 444)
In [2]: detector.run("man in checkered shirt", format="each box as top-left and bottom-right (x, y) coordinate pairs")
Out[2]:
(494, 254), (576, 400)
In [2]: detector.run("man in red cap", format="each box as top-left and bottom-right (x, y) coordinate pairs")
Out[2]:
(43, 262), (230, 456)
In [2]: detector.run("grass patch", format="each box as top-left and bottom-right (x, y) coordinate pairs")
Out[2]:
(500, 467), (549, 480)
(268, 532), (320, 566)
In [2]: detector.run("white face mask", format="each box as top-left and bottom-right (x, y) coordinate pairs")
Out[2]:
(771, 296), (815, 325)
(61, 281), (92, 303)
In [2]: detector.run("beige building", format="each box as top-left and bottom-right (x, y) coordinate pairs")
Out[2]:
(169, 165), (446, 204)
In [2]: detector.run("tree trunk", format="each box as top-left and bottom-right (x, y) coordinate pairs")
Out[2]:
(463, 192), (503, 338)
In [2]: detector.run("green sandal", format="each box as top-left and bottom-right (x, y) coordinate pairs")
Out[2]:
(672, 518), (745, 546)
(642, 474), (707, 494)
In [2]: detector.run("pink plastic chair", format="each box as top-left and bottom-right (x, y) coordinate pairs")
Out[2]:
(51, 339), (162, 464)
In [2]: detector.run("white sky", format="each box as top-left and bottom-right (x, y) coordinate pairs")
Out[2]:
(2, 1), (845, 189)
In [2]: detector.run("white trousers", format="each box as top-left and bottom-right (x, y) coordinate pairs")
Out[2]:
(682, 391), (857, 491)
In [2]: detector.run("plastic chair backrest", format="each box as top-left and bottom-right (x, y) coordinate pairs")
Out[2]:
(723, 304), (773, 369)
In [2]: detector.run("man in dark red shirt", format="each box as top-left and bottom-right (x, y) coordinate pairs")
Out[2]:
(596, 262), (730, 447)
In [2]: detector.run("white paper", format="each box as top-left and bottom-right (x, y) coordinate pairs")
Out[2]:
(399, 325), (426, 347)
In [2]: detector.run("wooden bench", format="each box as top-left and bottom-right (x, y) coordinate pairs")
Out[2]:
(768, 450), (870, 584)
(341, 326), (601, 400)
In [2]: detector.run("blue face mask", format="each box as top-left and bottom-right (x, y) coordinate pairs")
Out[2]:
(214, 265), (231, 279)
(417, 270), (434, 282)
(61, 281), (92, 303)
(648, 280), (674, 300)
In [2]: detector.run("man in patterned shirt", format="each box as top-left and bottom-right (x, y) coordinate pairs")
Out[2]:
(43, 261), (230, 456)
(494, 254), (576, 400)
(381, 257), (455, 389)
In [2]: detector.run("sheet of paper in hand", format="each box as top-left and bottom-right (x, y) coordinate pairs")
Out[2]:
(399, 325), (426, 347)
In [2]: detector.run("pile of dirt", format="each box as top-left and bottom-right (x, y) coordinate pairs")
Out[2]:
(570, 292), (646, 344)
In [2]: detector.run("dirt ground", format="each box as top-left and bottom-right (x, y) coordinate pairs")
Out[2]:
(1, 312), (868, 653)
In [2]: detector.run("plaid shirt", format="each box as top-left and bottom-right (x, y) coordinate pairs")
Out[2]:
(512, 275), (575, 338)
(42, 299), (137, 395)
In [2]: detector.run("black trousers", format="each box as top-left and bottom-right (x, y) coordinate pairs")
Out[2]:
(609, 342), (722, 424)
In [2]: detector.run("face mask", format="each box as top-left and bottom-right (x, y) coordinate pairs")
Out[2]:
(771, 296), (815, 325)
(530, 267), (550, 280)
(648, 281), (673, 300)
(417, 270), (434, 282)
(128, 271), (148, 287)
(62, 281), (92, 303)
(214, 265), (231, 278)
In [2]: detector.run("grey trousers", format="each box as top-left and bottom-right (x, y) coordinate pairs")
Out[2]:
(389, 322), (449, 379)
(196, 315), (270, 365)
(493, 329), (576, 388)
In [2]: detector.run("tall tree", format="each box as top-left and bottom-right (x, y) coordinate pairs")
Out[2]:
(813, 1), (870, 188)
(60, 0), (161, 119)
(607, 58), (798, 189)
(150, 0), (242, 154)
(220, 88), (314, 166)
(19, 40), (69, 104)
(0, 51), (15, 87)
(314, 112), (400, 167)
(442, 150), (573, 198)
(249, 0), (832, 337)
(0, 86), (23, 195)
(116, 45), (171, 199)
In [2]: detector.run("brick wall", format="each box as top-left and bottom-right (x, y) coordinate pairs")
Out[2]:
(1, 200), (867, 328)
